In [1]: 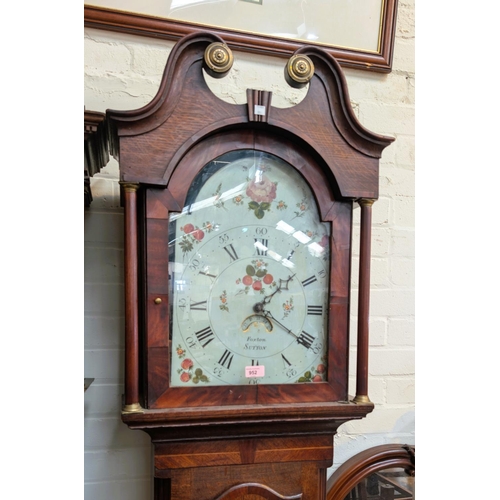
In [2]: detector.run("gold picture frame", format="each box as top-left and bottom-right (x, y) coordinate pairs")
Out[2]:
(84, 1), (399, 73)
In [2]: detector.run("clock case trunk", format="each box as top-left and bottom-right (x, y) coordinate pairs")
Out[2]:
(105, 32), (394, 499)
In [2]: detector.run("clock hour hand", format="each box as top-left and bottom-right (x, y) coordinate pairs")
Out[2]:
(253, 287), (279, 313)
(253, 274), (295, 313)
(262, 311), (298, 340)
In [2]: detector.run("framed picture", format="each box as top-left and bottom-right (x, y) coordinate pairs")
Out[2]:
(84, 1), (399, 73)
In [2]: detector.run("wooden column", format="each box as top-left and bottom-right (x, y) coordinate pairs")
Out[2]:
(353, 199), (375, 404)
(120, 182), (142, 413)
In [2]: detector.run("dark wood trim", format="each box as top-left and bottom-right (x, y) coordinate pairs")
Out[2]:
(142, 131), (352, 409)
(122, 182), (141, 409)
(326, 444), (415, 500)
(84, 2), (399, 73)
(215, 483), (303, 500)
(122, 400), (374, 443)
(354, 199), (375, 403)
(153, 477), (170, 500)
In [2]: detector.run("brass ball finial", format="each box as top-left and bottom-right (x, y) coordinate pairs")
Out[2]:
(286, 54), (315, 87)
(204, 42), (233, 75)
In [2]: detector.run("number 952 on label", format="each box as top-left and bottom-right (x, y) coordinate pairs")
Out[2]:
(245, 365), (265, 378)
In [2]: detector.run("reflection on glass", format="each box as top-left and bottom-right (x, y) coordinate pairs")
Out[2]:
(346, 468), (415, 500)
(168, 149), (331, 387)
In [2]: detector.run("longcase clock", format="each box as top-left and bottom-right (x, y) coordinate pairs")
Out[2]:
(105, 32), (394, 500)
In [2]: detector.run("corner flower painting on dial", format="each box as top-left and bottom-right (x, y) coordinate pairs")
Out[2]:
(175, 348), (210, 384)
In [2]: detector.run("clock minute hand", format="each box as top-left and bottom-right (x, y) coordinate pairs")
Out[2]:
(263, 311), (298, 340)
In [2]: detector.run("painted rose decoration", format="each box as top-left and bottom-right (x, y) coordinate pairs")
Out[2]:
(246, 174), (277, 219)
(246, 175), (277, 203)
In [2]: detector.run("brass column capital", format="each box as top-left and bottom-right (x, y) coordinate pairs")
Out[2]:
(358, 198), (375, 208)
(119, 181), (140, 193)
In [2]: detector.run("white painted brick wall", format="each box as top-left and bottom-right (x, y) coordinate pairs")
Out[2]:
(84, 1), (414, 495)
(85, 208), (152, 499)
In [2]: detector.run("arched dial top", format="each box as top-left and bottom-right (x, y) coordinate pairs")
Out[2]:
(169, 150), (330, 387)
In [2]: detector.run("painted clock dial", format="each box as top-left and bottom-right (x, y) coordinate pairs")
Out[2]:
(169, 150), (331, 387)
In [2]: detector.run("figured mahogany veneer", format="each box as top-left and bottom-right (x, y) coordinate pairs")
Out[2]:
(104, 32), (394, 499)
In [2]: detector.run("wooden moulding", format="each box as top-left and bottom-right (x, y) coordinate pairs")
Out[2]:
(326, 444), (415, 500)
(215, 483), (303, 500)
(121, 400), (374, 444)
